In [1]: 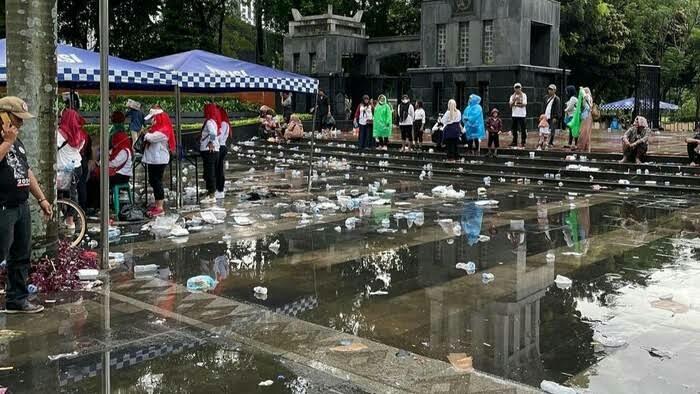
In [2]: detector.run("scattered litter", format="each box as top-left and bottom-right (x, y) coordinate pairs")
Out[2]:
(258, 380), (274, 386)
(432, 185), (466, 199)
(234, 216), (254, 226)
(376, 273), (391, 288)
(592, 332), (627, 348)
(200, 211), (224, 224)
(268, 240), (281, 254)
(554, 275), (572, 290)
(330, 342), (368, 352)
(478, 235), (490, 242)
(77, 269), (99, 281)
(447, 353), (473, 372)
(415, 193), (433, 200)
(186, 275), (218, 292)
(169, 225), (189, 237)
(546, 253), (556, 263)
(48, 351), (78, 361)
(334, 226), (342, 233)
(134, 264), (158, 278)
(645, 347), (673, 360)
(482, 273), (495, 284)
(455, 262), (476, 275)
(540, 380), (577, 394)
(0, 366), (13, 371)
(475, 200), (499, 206)
(83, 280), (103, 290)
(196, 362), (205, 367)
(368, 290), (389, 296)
(254, 286), (268, 295)
(651, 299), (689, 314)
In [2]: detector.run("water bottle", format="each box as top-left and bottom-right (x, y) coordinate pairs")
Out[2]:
(466, 262), (476, 275)
(27, 284), (38, 294)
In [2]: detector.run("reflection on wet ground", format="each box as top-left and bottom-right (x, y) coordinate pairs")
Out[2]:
(3, 148), (700, 393)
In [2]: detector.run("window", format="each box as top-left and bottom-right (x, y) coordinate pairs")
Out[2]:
(482, 20), (494, 64)
(437, 24), (447, 67)
(309, 53), (317, 73)
(459, 22), (469, 65)
(293, 53), (300, 73)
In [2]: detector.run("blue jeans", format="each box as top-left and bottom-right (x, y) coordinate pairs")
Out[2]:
(358, 124), (371, 149)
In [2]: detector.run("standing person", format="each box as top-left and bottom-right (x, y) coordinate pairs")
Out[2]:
(354, 95), (374, 149)
(280, 92), (292, 124)
(0, 97), (52, 314)
(544, 84), (561, 148)
(563, 86), (578, 147)
(372, 95), (393, 151)
(620, 116), (650, 164)
(463, 94), (485, 156)
(142, 105), (176, 217)
(126, 99), (145, 145)
(397, 94), (415, 152)
(509, 83), (528, 148)
(315, 89), (331, 132)
(56, 108), (87, 229)
(215, 106), (230, 200)
(441, 99), (463, 162)
(486, 108), (503, 157)
(200, 103), (221, 204)
(413, 101), (426, 149)
(685, 124), (700, 166)
(575, 88), (593, 152)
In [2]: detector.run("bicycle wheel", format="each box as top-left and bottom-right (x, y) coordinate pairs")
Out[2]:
(55, 199), (87, 248)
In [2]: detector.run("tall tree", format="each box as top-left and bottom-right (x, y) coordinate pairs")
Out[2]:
(6, 0), (58, 253)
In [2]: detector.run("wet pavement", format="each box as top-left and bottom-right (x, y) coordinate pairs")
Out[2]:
(3, 141), (700, 393)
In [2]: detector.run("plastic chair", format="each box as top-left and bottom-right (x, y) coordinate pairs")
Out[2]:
(112, 183), (134, 215)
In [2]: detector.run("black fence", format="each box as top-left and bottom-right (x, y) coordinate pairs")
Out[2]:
(634, 64), (661, 129)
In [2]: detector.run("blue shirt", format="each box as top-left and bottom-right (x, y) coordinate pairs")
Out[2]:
(126, 109), (145, 132)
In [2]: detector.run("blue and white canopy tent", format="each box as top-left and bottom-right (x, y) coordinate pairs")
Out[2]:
(141, 50), (320, 194)
(0, 39), (176, 89)
(599, 97), (680, 112)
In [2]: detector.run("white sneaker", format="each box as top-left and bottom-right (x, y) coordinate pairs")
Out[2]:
(215, 191), (225, 200)
(200, 195), (216, 204)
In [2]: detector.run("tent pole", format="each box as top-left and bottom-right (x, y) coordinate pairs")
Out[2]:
(175, 85), (182, 208)
(307, 92), (319, 193)
(98, 0), (110, 271)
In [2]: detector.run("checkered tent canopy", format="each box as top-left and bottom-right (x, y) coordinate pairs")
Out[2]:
(0, 39), (175, 89)
(140, 50), (319, 94)
(599, 97), (679, 112)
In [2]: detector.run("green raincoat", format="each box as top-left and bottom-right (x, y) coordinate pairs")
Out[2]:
(567, 88), (585, 138)
(373, 99), (393, 138)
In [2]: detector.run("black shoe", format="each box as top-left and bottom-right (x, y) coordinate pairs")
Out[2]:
(5, 302), (45, 314)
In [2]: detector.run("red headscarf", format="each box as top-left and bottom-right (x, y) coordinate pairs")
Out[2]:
(149, 112), (176, 152)
(59, 108), (87, 148)
(218, 105), (229, 124)
(204, 103), (222, 134)
(110, 131), (132, 161)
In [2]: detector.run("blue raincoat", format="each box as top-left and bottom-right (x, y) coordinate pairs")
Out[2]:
(463, 95), (485, 140)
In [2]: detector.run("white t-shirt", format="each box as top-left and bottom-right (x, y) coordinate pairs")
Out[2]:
(510, 92), (528, 118)
(398, 103), (415, 126)
(358, 104), (373, 126)
(109, 149), (133, 177)
(414, 108), (426, 126)
(545, 97), (554, 120)
(219, 122), (230, 147)
(565, 97), (578, 117)
(57, 131), (84, 169)
(441, 111), (462, 125)
(200, 119), (220, 152)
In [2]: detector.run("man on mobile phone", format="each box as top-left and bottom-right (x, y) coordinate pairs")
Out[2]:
(0, 96), (52, 314)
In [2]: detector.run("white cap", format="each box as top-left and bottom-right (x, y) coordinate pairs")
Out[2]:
(514, 83), (522, 89)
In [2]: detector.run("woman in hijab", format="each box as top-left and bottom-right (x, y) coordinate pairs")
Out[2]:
(441, 99), (463, 162)
(107, 127), (133, 186)
(575, 87), (594, 152)
(620, 116), (650, 164)
(215, 105), (230, 200)
(142, 105), (176, 217)
(372, 95), (393, 150)
(200, 103), (221, 204)
(463, 94), (485, 156)
(57, 108), (88, 229)
(563, 85), (578, 147)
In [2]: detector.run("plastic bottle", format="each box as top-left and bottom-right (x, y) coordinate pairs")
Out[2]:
(482, 272), (495, 283)
(27, 284), (38, 294)
(540, 380), (577, 394)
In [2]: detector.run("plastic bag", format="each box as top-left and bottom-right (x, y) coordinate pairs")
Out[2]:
(119, 204), (145, 222)
(186, 275), (218, 292)
(56, 169), (73, 191)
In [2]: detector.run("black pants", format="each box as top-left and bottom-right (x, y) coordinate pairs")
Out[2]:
(623, 144), (648, 162)
(413, 121), (424, 143)
(58, 166), (82, 218)
(466, 138), (479, 151)
(400, 125), (413, 142)
(488, 133), (500, 148)
(548, 118), (559, 145)
(568, 129), (578, 146)
(78, 158), (89, 210)
(511, 118), (527, 145)
(688, 143), (699, 164)
(0, 202), (32, 308)
(445, 138), (459, 160)
(358, 124), (371, 149)
(377, 137), (389, 147)
(147, 163), (167, 201)
(216, 146), (228, 192)
(200, 151), (218, 195)
(109, 173), (130, 187)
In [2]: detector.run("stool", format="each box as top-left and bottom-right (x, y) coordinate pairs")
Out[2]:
(112, 183), (134, 215)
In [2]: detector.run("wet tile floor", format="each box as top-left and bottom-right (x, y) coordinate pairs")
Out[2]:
(3, 155), (700, 393)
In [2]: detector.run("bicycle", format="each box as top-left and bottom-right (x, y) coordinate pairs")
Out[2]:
(55, 198), (87, 248)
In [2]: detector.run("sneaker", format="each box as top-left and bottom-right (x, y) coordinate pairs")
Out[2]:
(147, 207), (165, 218)
(200, 195), (216, 204)
(5, 302), (45, 314)
(215, 191), (225, 200)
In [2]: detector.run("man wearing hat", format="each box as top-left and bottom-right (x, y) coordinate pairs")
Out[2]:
(0, 96), (52, 314)
(544, 84), (562, 147)
(509, 83), (528, 147)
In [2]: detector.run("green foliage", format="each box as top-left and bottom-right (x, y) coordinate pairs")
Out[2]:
(76, 95), (259, 113)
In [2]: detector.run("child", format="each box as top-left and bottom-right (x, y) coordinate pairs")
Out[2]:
(413, 101), (426, 149)
(485, 108), (502, 157)
(537, 114), (550, 150)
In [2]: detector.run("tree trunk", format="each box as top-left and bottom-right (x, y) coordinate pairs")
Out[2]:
(255, 0), (264, 63)
(218, 0), (226, 53)
(6, 0), (58, 257)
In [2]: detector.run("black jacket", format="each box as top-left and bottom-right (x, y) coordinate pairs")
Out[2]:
(544, 95), (562, 120)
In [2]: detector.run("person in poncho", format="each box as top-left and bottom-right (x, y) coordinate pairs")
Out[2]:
(463, 94), (485, 156)
(373, 95), (393, 150)
(567, 87), (593, 152)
